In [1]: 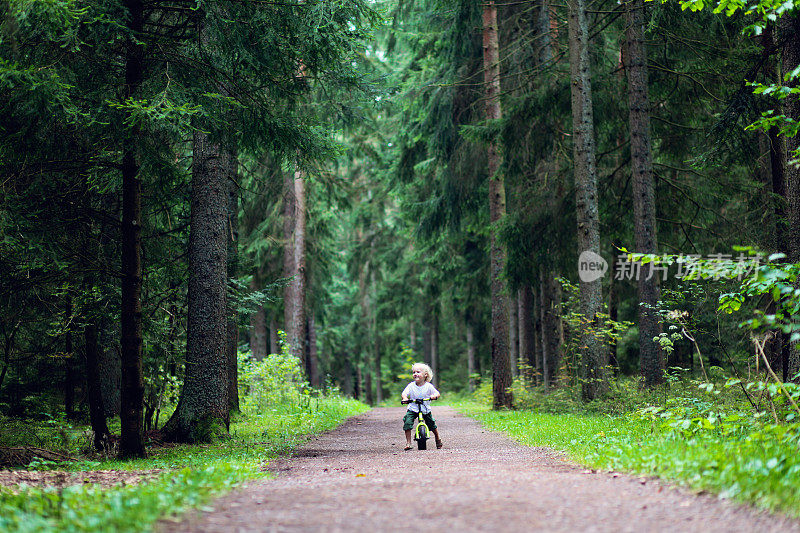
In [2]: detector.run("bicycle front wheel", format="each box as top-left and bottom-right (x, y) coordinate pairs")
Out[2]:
(417, 424), (428, 450)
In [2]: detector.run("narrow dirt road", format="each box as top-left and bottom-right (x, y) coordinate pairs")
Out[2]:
(164, 407), (800, 532)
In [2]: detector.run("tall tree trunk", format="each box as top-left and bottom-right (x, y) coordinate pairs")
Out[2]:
(162, 128), (230, 443)
(374, 325), (382, 402)
(226, 150), (240, 413)
(541, 273), (562, 387)
(509, 293), (519, 378)
(625, 0), (663, 387)
(483, 0), (513, 409)
(537, 0), (553, 65)
(85, 323), (111, 451)
(423, 317), (432, 366)
(249, 278), (267, 361)
(534, 282), (544, 384)
(342, 357), (354, 397)
(282, 170), (295, 345)
(64, 297), (75, 419)
(119, 0), (146, 458)
(291, 165), (308, 370)
(608, 253), (620, 374)
(782, 15), (800, 381)
(567, 0), (609, 400)
(364, 366), (374, 405)
(0, 322), (19, 395)
(431, 310), (439, 387)
(467, 323), (476, 392)
(307, 315), (320, 387)
(269, 315), (279, 356)
(763, 25), (789, 379)
(518, 285), (535, 381)
(539, 272), (549, 387)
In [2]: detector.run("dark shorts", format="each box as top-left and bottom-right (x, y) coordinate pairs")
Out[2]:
(403, 409), (436, 431)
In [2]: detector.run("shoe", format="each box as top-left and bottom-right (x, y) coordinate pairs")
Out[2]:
(435, 439), (443, 449)
(404, 444), (412, 451)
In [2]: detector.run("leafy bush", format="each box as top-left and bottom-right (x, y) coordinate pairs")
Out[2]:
(238, 343), (307, 414)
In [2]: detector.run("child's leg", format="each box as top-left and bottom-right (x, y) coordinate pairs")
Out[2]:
(402, 411), (415, 449)
(424, 412), (443, 448)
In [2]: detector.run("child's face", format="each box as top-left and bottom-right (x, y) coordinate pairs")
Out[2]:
(412, 368), (426, 384)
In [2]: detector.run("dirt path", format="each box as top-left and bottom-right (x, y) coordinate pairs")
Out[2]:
(163, 407), (800, 532)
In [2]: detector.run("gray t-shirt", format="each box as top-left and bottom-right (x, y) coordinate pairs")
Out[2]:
(402, 382), (439, 414)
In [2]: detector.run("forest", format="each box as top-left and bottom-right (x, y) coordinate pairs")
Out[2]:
(2, 0), (800, 529)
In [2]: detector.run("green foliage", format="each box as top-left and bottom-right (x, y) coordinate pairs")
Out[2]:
(238, 332), (307, 412)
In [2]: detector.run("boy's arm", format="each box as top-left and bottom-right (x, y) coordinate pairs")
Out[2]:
(429, 384), (441, 400)
(401, 383), (411, 401)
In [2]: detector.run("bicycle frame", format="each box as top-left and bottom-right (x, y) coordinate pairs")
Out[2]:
(402, 397), (433, 448)
(414, 406), (429, 443)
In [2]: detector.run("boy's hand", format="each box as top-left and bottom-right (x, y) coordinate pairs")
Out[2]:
(431, 393), (440, 400)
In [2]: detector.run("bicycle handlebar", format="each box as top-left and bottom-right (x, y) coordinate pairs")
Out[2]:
(400, 398), (437, 404)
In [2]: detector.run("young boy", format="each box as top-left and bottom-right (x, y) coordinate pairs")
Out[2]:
(401, 362), (443, 450)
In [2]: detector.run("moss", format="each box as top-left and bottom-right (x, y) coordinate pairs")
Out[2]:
(189, 414), (229, 444)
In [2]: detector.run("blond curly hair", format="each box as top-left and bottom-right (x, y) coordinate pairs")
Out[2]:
(411, 362), (434, 383)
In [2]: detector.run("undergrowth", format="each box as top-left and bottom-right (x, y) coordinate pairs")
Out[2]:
(0, 347), (368, 532)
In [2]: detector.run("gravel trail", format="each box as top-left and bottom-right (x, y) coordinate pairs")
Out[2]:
(162, 406), (800, 532)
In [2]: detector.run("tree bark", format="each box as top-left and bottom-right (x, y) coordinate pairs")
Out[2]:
(762, 25), (789, 380)
(625, 0), (663, 387)
(85, 323), (111, 451)
(269, 315), (279, 356)
(533, 281), (545, 384)
(364, 366), (374, 406)
(423, 316), (432, 366)
(518, 285), (535, 381)
(64, 297), (76, 420)
(467, 323), (476, 392)
(119, 0), (146, 458)
(226, 149), (240, 413)
(307, 315), (321, 387)
(162, 128), (230, 443)
(282, 170), (295, 345)
(249, 278), (267, 361)
(483, 0), (513, 409)
(509, 292), (519, 378)
(567, 0), (609, 400)
(541, 273), (563, 387)
(608, 253), (620, 374)
(373, 322), (382, 402)
(781, 14), (800, 380)
(431, 310), (439, 387)
(290, 165), (308, 371)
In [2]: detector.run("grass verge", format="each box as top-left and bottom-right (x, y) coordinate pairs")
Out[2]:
(452, 398), (800, 518)
(0, 397), (368, 532)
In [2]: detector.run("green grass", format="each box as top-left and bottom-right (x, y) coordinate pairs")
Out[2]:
(0, 397), (368, 532)
(453, 398), (800, 518)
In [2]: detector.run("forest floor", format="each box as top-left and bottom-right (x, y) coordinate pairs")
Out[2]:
(161, 406), (800, 532)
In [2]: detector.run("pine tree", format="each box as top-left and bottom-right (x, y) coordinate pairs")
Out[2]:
(624, 0), (664, 387)
(567, 0), (609, 400)
(482, 0), (513, 409)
